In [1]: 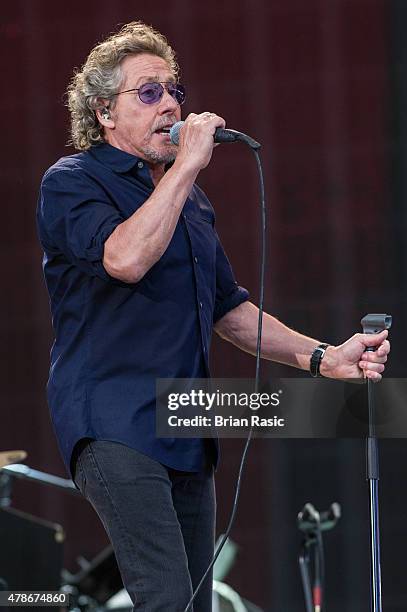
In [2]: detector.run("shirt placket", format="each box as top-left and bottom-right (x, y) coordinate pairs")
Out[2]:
(181, 205), (210, 370)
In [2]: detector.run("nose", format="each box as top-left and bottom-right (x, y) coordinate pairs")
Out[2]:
(158, 86), (179, 114)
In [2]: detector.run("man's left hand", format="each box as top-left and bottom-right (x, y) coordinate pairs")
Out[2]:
(320, 330), (390, 381)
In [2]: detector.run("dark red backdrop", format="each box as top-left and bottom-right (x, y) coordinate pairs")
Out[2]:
(2, 1), (406, 609)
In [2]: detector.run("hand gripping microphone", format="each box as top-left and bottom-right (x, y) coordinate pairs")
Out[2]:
(169, 121), (261, 150)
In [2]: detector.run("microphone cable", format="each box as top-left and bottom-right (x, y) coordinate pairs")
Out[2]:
(184, 141), (266, 612)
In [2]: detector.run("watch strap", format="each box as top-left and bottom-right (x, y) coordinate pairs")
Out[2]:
(310, 343), (329, 377)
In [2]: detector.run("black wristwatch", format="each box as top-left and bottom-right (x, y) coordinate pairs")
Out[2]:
(310, 343), (329, 377)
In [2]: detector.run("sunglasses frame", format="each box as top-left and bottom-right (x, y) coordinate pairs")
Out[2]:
(116, 81), (186, 105)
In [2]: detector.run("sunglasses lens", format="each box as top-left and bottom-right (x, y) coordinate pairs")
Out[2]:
(137, 82), (186, 105)
(168, 83), (186, 105)
(138, 82), (164, 104)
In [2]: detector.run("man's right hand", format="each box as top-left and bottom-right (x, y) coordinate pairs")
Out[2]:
(174, 112), (226, 173)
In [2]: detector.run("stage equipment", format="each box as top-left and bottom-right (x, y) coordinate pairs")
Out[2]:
(0, 463), (80, 496)
(0, 461), (78, 609)
(361, 313), (392, 612)
(297, 502), (341, 612)
(212, 581), (264, 612)
(100, 583), (264, 612)
(0, 450), (27, 469)
(64, 539), (264, 612)
(63, 545), (122, 605)
(63, 537), (239, 606)
(0, 506), (64, 594)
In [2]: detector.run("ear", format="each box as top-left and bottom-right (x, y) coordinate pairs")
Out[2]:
(96, 103), (115, 129)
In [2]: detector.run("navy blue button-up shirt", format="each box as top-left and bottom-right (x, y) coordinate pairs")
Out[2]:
(37, 143), (249, 475)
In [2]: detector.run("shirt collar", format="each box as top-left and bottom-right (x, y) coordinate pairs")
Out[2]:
(89, 142), (145, 174)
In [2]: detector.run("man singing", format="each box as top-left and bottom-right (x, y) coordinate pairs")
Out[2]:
(37, 21), (389, 611)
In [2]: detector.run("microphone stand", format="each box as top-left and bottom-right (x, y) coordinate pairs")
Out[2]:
(297, 502), (341, 612)
(361, 314), (392, 612)
(298, 533), (323, 612)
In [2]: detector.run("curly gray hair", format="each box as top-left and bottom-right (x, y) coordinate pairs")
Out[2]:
(67, 21), (179, 150)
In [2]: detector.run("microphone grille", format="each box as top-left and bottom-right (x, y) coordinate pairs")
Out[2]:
(170, 121), (184, 146)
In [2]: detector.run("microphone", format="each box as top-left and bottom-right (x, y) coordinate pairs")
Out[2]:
(169, 121), (261, 150)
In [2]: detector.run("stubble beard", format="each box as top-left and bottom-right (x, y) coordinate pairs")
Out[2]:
(141, 143), (177, 165)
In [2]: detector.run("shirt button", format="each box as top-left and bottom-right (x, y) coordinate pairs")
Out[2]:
(137, 161), (144, 168)
(194, 256), (198, 264)
(199, 302), (203, 309)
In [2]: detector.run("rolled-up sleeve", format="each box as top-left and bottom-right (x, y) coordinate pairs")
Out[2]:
(213, 229), (249, 324)
(37, 167), (125, 281)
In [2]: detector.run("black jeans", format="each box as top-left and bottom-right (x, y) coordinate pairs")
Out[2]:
(73, 440), (215, 611)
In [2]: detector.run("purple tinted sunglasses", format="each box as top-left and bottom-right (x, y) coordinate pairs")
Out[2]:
(116, 81), (186, 105)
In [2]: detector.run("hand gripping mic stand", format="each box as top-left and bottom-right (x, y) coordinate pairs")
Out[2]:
(361, 313), (392, 612)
